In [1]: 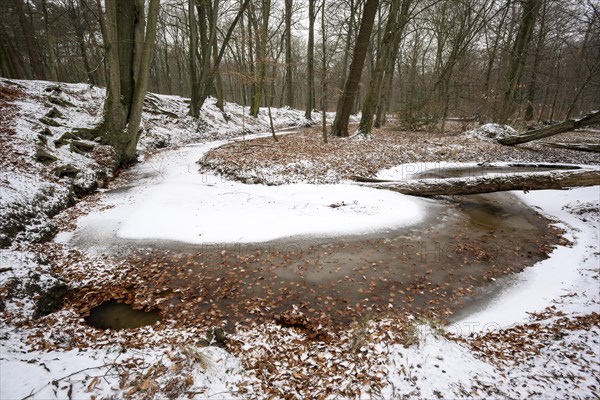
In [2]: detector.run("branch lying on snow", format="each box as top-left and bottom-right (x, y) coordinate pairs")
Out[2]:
(351, 167), (600, 197)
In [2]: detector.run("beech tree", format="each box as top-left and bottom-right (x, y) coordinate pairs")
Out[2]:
(358, 0), (412, 136)
(495, 0), (543, 124)
(13, 0), (45, 80)
(331, 0), (380, 138)
(305, 0), (316, 120)
(101, 0), (160, 166)
(284, 0), (294, 107)
(249, 0), (271, 117)
(189, 0), (250, 117)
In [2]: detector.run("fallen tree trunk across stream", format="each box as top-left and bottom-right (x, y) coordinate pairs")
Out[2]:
(351, 167), (600, 196)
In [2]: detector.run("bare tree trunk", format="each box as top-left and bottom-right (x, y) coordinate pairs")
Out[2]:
(69, 0), (95, 84)
(374, 55), (394, 128)
(41, 0), (58, 81)
(213, 36), (225, 111)
(321, 0), (327, 143)
(247, 5), (256, 106)
(331, 0), (380, 138)
(13, 0), (45, 79)
(337, 0), (356, 94)
(159, 14), (172, 94)
(495, 0), (543, 124)
(267, 64), (278, 141)
(190, 0), (249, 116)
(524, 0), (546, 121)
(102, 0), (160, 166)
(482, 0), (511, 117)
(357, 0), (400, 135)
(359, 0), (412, 135)
(284, 0), (294, 107)
(250, 0), (271, 117)
(189, 0), (200, 115)
(305, 0), (315, 120)
(0, 21), (26, 78)
(95, 0), (108, 43)
(565, 15), (599, 120)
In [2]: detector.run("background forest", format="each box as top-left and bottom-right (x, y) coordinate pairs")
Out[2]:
(1, 0), (598, 130)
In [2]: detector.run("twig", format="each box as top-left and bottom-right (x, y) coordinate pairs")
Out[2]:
(22, 363), (115, 400)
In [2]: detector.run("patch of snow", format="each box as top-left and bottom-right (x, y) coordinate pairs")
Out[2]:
(383, 326), (500, 398)
(0, 340), (242, 399)
(463, 123), (517, 140)
(1, 78), (324, 247)
(0, 250), (65, 320)
(118, 183), (424, 244)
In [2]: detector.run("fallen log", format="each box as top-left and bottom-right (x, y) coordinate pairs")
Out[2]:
(353, 168), (600, 197)
(498, 110), (600, 146)
(538, 142), (600, 153)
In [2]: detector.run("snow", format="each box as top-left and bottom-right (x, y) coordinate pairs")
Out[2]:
(454, 186), (600, 332)
(0, 79), (113, 245)
(119, 182), (424, 243)
(0, 337), (243, 399)
(463, 123), (518, 140)
(379, 161), (599, 334)
(70, 134), (426, 246)
(0, 78), (320, 246)
(383, 326), (500, 398)
(377, 161), (478, 180)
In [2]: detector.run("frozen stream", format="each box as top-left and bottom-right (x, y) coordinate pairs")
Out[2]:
(57, 129), (598, 331)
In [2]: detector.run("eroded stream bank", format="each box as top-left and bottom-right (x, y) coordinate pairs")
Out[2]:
(66, 190), (562, 332)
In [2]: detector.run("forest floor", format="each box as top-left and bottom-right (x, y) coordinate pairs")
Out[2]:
(200, 124), (600, 185)
(1, 79), (599, 399)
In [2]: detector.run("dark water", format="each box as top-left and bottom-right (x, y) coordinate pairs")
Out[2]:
(85, 301), (161, 330)
(416, 163), (578, 179)
(100, 191), (560, 331)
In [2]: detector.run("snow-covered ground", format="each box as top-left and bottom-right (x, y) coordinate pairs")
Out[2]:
(68, 133), (426, 248)
(463, 123), (518, 140)
(1, 79), (599, 399)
